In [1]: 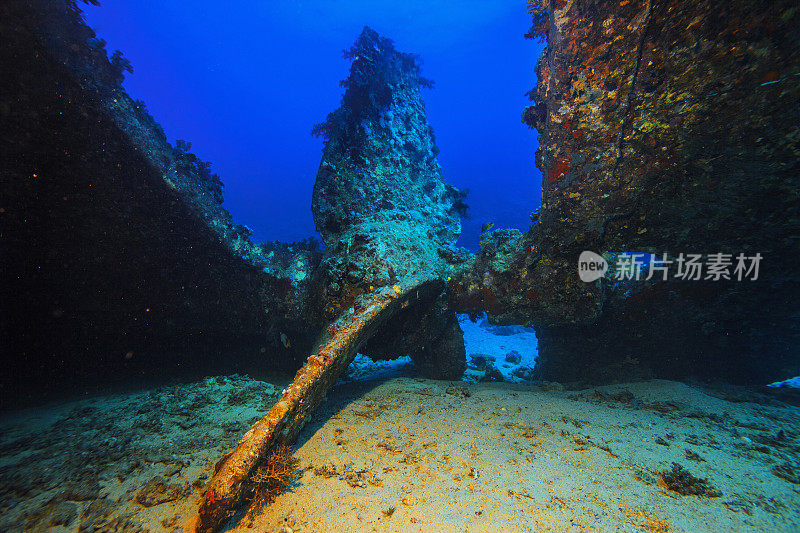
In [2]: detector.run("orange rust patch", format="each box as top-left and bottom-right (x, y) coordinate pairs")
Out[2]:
(549, 158), (570, 184)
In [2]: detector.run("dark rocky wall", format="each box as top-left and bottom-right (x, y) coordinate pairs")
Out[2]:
(453, 0), (800, 385)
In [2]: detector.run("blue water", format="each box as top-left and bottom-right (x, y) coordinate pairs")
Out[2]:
(82, 0), (545, 249)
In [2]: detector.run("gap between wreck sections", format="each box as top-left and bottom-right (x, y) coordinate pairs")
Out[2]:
(185, 278), (446, 533)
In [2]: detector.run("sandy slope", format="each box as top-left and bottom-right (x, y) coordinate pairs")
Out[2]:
(2, 373), (798, 533)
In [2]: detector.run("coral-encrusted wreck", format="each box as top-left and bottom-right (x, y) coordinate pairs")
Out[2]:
(2, 0), (799, 531)
(191, 28), (471, 531)
(452, 0), (800, 384)
(306, 27), (469, 380)
(1, 0), (321, 404)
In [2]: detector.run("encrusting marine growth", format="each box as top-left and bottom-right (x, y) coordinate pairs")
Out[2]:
(245, 445), (299, 519)
(187, 279), (447, 532)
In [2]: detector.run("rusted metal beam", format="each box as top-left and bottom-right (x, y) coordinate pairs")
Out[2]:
(185, 277), (444, 533)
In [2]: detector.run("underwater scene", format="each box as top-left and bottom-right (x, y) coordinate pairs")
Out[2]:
(2, 0), (799, 531)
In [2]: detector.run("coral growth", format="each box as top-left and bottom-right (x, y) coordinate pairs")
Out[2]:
(246, 446), (299, 518)
(311, 26), (465, 247)
(454, 0), (800, 386)
(658, 463), (720, 497)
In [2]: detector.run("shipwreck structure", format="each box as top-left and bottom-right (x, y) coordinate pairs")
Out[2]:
(192, 27), (471, 530)
(2, 0), (798, 530)
(452, 0), (800, 385)
(1, 0), (322, 404)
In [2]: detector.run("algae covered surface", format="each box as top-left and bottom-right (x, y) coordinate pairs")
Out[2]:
(0, 375), (287, 532)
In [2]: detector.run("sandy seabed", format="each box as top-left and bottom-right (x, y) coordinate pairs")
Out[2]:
(2, 373), (799, 533)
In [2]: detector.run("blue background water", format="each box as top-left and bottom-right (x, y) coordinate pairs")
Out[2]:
(83, 0), (545, 249)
